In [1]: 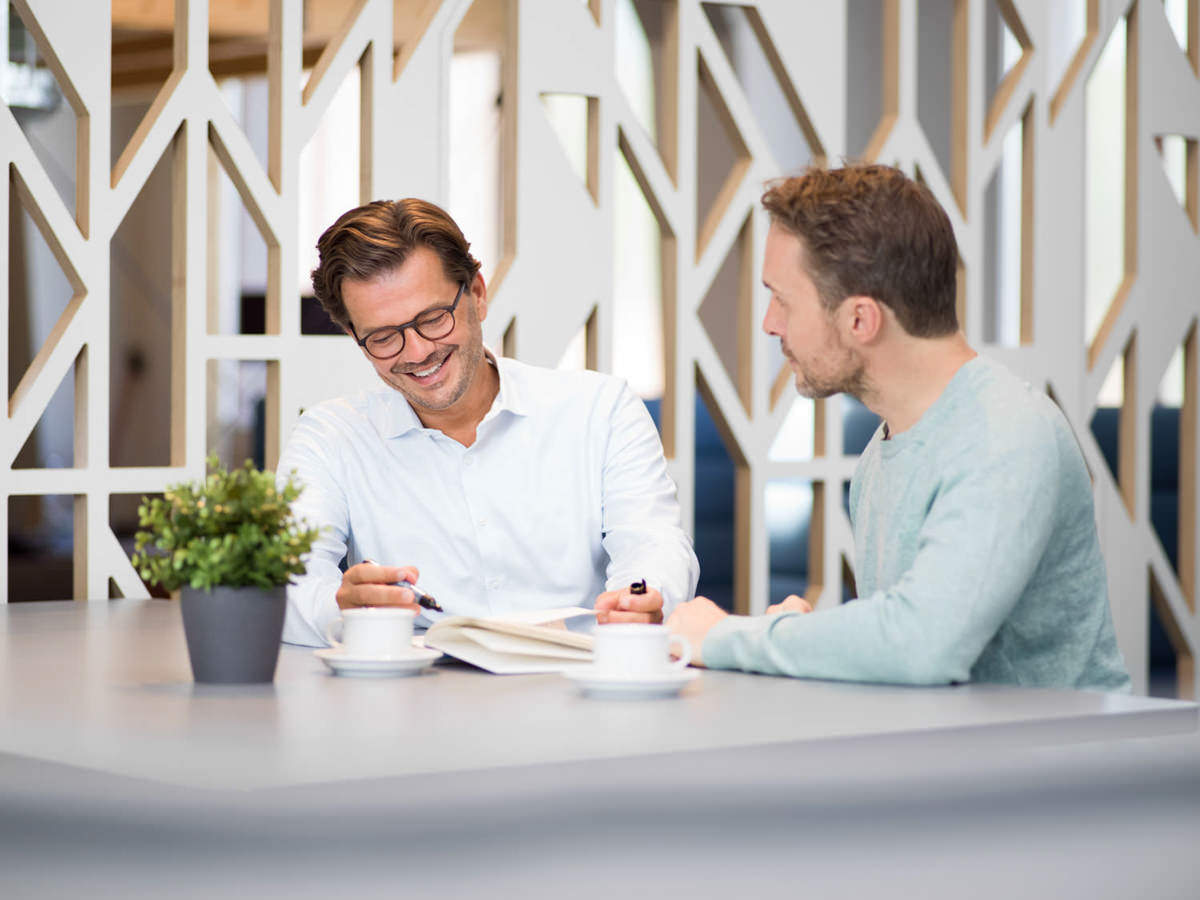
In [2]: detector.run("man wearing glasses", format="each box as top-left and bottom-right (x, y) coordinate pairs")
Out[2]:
(277, 199), (698, 646)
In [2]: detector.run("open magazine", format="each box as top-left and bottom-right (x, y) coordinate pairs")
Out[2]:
(420, 607), (596, 674)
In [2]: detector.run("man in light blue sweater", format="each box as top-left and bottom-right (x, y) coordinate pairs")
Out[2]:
(667, 164), (1130, 691)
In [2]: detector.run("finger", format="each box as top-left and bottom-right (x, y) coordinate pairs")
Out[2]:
(766, 603), (782, 615)
(615, 590), (663, 614)
(348, 562), (419, 586)
(593, 592), (622, 611)
(598, 609), (663, 625)
(342, 582), (420, 609)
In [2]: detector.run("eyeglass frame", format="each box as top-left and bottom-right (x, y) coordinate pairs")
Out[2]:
(348, 280), (467, 360)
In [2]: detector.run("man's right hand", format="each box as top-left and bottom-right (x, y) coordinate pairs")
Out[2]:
(336, 562), (421, 611)
(766, 594), (814, 615)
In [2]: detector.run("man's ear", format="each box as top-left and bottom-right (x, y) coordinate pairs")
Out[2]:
(842, 295), (883, 345)
(471, 272), (489, 322)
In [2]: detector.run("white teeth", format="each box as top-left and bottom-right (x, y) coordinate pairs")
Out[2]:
(412, 359), (444, 378)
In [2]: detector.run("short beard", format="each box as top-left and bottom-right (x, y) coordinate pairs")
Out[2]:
(795, 349), (870, 402)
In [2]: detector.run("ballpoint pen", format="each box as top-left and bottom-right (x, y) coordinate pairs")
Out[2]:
(394, 579), (444, 613)
(362, 559), (444, 612)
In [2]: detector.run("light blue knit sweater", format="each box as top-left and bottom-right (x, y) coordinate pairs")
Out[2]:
(704, 356), (1131, 691)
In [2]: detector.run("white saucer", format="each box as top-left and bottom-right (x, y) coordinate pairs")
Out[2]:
(314, 646), (442, 677)
(565, 665), (700, 699)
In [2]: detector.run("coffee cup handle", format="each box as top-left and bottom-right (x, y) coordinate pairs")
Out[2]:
(668, 634), (692, 669)
(324, 620), (344, 650)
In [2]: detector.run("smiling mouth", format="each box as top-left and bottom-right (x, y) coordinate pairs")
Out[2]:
(398, 350), (451, 384)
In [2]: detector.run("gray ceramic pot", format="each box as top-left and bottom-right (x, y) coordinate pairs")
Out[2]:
(179, 585), (286, 684)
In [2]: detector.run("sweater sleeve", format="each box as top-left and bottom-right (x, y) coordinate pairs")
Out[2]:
(703, 423), (1061, 685)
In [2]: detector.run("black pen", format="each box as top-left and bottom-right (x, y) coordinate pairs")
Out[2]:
(395, 579), (444, 613)
(363, 558), (444, 612)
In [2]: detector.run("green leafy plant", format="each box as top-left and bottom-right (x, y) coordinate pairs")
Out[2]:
(132, 456), (320, 592)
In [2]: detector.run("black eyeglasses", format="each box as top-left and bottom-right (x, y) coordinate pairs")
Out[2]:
(350, 282), (466, 360)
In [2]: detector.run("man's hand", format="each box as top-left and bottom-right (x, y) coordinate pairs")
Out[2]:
(336, 562), (421, 611)
(665, 596), (728, 668)
(594, 584), (664, 624)
(766, 594), (814, 615)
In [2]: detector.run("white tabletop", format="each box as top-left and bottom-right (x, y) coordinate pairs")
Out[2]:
(1, 599), (1193, 791)
(3, 599), (1199, 899)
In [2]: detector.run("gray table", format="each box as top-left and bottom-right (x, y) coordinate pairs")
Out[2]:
(2, 599), (1198, 899)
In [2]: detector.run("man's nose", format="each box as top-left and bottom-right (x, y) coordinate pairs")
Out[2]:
(398, 329), (438, 364)
(762, 306), (779, 337)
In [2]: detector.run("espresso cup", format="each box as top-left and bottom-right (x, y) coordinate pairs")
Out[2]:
(591, 623), (691, 675)
(324, 607), (416, 658)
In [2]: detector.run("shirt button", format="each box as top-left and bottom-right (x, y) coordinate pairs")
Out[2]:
(463, 457), (473, 467)
(488, 577), (500, 590)
(478, 518), (487, 527)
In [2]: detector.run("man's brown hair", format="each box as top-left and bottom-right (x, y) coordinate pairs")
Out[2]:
(761, 164), (958, 337)
(311, 198), (482, 331)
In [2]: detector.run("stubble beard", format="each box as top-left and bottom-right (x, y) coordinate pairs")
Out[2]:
(386, 304), (486, 413)
(790, 342), (869, 403)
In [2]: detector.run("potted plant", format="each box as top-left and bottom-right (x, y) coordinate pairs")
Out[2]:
(132, 456), (319, 684)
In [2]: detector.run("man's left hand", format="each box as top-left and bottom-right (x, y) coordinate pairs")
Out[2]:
(665, 596), (728, 668)
(594, 585), (664, 624)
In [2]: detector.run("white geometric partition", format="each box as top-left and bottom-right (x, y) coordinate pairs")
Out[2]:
(3, 0), (1198, 698)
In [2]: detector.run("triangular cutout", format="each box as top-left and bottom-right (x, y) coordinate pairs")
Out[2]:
(449, 0), (510, 285)
(698, 214), (753, 414)
(207, 0), (273, 176)
(1084, 17), (1131, 353)
(701, 3), (824, 171)
(556, 307), (597, 372)
(696, 50), (751, 261)
(110, 130), (178, 468)
(1150, 342), (1186, 580)
(207, 136), (272, 335)
(982, 116), (1024, 346)
(7, 166), (85, 413)
(12, 347), (81, 469)
(768, 397), (815, 462)
(302, 0), (369, 96)
(298, 63), (360, 303)
(1049, 0), (1098, 123)
(110, 0), (178, 174)
(984, 0), (1034, 140)
(613, 136), (668, 434)
(1088, 338), (1130, 508)
(1154, 135), (1198, 233)
(615, 0), (678, 182)
(8, 0), (87, 229)
(540, 93), (599, 203)
(1163, 0), (1192, 64)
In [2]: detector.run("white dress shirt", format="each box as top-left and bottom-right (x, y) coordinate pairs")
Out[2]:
(276, 355), (699, 646)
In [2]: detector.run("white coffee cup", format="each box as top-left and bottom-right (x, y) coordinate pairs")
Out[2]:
(591, 623), (691, 675)
(324, 607), (416, 658)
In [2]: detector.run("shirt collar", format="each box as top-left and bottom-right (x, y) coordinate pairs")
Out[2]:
(369, 348), (529, 440)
